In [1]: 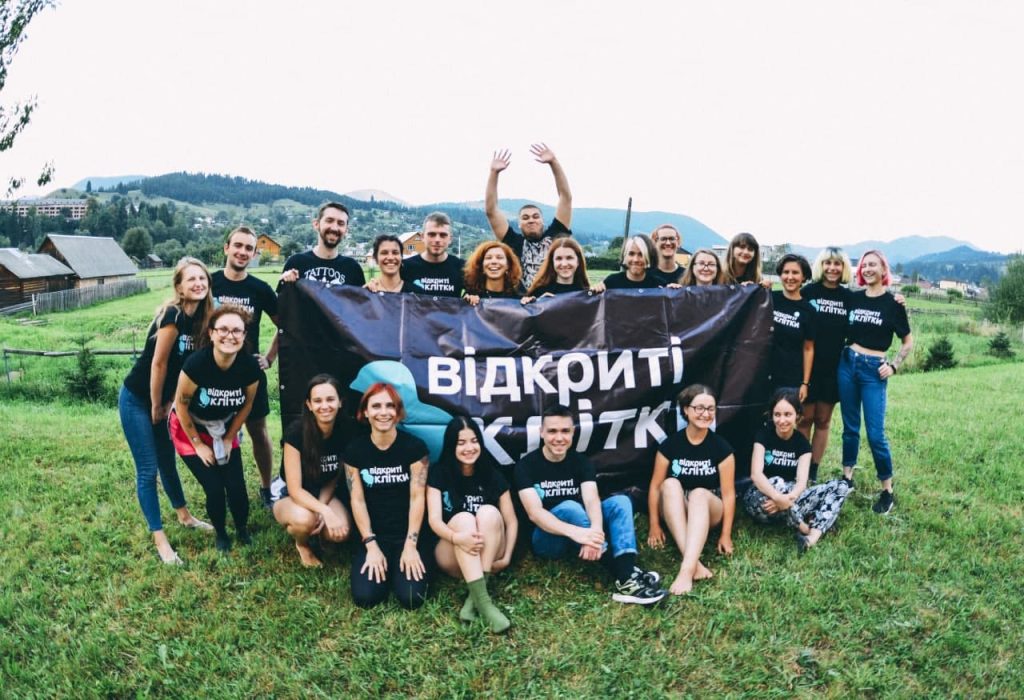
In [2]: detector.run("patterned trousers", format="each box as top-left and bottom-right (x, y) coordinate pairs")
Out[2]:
(742, 476), (851, 534)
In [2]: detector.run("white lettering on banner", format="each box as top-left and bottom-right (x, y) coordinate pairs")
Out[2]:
(427, 337), (684, 406)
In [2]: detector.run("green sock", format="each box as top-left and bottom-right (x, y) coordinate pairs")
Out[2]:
(459, 592), (477, 622)
(466, 577), (510, 634)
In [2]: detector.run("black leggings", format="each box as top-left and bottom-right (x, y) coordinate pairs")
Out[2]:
(350, 539), (429, 610)
(183, 449), (249, 536)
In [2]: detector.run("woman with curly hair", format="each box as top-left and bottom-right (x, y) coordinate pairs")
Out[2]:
(463, 240), (523, 305)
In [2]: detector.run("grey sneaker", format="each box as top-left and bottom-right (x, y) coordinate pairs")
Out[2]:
(613, 573), (667, 605)
(872, 490), (895, 514)
(633, 565), (662, 588)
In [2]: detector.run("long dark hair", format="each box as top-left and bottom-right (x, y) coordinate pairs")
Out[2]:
(436, 415), (497, 486)
(300, 374), (344, 483)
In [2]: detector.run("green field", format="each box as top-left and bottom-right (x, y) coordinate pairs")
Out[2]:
(1, 281), (1023, 697)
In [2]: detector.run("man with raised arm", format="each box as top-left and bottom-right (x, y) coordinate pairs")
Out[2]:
(280, 202), (365, 287)
(514, 404), (667, 606)
(212, 226), (280, 507)
(400, 211), (464, 297)
(485, 143), (573, 288)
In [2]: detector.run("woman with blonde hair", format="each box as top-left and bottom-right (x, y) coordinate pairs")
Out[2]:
(680, 248), (728, 286)
(593, 235), (663, 291)
(119, 256), (215, 564)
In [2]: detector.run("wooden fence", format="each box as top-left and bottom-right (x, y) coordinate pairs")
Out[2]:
(29, 278), (149, 315)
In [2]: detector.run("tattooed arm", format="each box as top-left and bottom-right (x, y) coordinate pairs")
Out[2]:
(173, 372), (215, 466)
(400, 457), (429, 582)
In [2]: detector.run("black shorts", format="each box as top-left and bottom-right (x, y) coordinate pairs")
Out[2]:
(806, 368), (839, 405)
(247, 371), (270, 420)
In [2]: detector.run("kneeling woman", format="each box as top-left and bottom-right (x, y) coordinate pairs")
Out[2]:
(742, 389), (850, 553)
(427, 416), (517, 633)
(171, 305), (261, 552)
(273, 374), (354, 567)
(345, 383), (430, 609)
(648, 385), (736, 594)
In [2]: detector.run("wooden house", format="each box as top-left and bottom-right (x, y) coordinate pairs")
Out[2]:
(399, 231), (425, 257)
(37, 234), (137, 288)
(256, 234), (281, 261)
(0, 248), (74, 307)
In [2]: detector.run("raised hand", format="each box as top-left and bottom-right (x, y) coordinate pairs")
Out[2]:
(530, 142), (556, 164)
(491, 149), (511, 173)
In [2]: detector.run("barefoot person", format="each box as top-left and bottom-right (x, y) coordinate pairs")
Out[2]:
(211, 226), (279, 508)
(515, 405), (666, 605)
(427, 416), (517, 633)
(742, 389), (851, 553)
(120, 257), (214, 564)
(345, 383), (430, 609)
(485, 143), (573, 288)
(272, 374), (354, 567)
(171, 306), (261, 553)
(648, 385), (736, 594)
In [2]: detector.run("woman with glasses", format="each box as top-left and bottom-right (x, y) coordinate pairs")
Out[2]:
(839, 250), (913, 514)
(680, 248), (728, 287)
(170, 305), (261, 553)
(120, 257), (215, 564)
(647, 384), (736, 594)
(742, 389), (851, 553)
(649, 224), (686, 285)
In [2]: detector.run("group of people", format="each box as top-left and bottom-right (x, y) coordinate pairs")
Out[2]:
(119, 145), (913, 632)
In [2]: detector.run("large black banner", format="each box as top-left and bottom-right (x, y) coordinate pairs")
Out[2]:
(278, 284), (773, 492)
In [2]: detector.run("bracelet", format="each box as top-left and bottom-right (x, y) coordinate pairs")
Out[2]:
(361, 534), (376, 545)
(800, 382), (809, 386)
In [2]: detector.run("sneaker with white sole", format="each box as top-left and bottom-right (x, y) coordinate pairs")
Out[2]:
(872, 490), (895, 514)
(632, 565), (662, 588)
(612, 573), (667, 605)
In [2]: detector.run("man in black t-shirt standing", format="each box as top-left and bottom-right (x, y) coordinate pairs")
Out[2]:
(280, 202), (366, 287)
(514, 405), (666, 605)
(398, 212), (464, 297)
(485, 143), (573, 289)
(212, 226), (280, 508)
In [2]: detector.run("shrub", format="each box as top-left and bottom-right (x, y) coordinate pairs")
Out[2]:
(65, 337), (107, 402)
(988, 331), (1015, 359)
(946, 288), (964, 301)
(922, 335), (957, 372)
(901, 284), (920, 294)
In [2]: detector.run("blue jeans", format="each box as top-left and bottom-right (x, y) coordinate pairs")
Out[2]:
(532, 494), (637, 559)
(119, 385), (187, 532)
(837, 347), (893, 481)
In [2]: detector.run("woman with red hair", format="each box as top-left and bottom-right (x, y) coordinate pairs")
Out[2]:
(838, 250), (913, 515)
(463, 240), (523, 305)
(344, 382), (431, 609)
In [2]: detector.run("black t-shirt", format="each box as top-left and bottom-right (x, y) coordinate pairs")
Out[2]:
(401, 255), (465, 297)
(211, 271), (278, 352)
(513, 449), (595, 512)
(846, 291), (911, 352)
(754, 427), (811, 481)
(657, 429), (734, 491)
(281, 420), (350, 496)
(802, 282), (851, 366)
(345, 431), (429, 541)
(771, 291), (816, 388)
(502, 217), (571, 288)
(530, 281), (585, 296)
(181, 347), (261, 423)
(649, 265), (685, 285)
(602, 272), (662, 290)
(282, 250), (366, 287)
(477, 288), (522, 300)
(428, 463), (509, 522)
(123, 306), (200, 407)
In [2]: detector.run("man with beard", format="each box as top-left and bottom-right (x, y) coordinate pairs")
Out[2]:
(393, 212), (464, 297)
(648, 224), (686, 285)
(281, 202), (366, 287)
(485, 143), (573, 289)
(211, 226), (279, 507)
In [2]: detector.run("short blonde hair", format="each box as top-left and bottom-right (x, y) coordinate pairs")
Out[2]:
(811, 247), (852, 284)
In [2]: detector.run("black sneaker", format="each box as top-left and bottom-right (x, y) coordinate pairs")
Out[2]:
(259, 487), (272, 509)
(633, 565), (661, 588)
(841, 476), (855, 492)
(237, 530), (252, 546)
(612, 573), (667, 605)
(215, 533), (232, 552)
(872, 490), (895, 514)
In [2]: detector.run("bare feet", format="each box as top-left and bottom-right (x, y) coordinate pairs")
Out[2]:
(797, 522), (811, 536)
(694, 561), (714, 581)
(670, 569), (694, 595)
(296, 543), (323, 568)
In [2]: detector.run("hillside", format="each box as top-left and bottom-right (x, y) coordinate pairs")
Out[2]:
(791, 235), (975, 265)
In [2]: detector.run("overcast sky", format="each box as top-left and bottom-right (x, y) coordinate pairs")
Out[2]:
(4, 0), (1022, 252)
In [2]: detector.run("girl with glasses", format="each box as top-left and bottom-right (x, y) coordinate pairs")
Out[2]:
(647, 385), (736, 594)
(680, 249), (728, 287)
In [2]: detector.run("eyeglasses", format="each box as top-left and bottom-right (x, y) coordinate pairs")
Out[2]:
(688, 404), (716, 415)
(213, 327), (246, 338)
(696, 261), (718, 269)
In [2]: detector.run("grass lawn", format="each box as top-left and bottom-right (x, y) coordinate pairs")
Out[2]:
(1, 276), (1022, 697)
